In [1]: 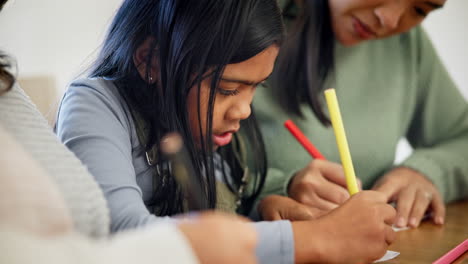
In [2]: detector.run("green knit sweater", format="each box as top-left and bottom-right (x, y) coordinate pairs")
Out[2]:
(253, 26), (468, 203)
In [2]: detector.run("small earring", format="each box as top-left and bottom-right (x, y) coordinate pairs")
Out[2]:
(149, 75), (153, 82)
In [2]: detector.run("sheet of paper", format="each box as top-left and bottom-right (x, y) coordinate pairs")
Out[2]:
(392, 225), (410, 232)
(374, 250), (400, 263)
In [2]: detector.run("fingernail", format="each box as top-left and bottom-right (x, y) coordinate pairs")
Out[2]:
(409, 217), (418, 227)
(397, 217), (406, 227)
(436, 217), (444, 225)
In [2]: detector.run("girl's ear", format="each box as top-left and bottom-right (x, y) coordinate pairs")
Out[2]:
(133, 37), (159, 84)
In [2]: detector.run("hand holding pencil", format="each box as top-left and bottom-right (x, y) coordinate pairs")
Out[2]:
(284, 120), (351, 210)
(284, 89), (398, 263)
(285, 88), (359, 210)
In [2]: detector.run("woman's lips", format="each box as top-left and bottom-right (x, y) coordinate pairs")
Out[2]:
(213, 132), (233, 147)
(352, 17), (376, 40)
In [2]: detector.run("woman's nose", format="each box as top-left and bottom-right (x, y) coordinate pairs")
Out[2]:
(374, 3), (406, 31)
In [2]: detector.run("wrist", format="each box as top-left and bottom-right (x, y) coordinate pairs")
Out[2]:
(291, 221), (326, 263)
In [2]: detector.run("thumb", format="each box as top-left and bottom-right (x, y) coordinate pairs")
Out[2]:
(315, 160), (347, 188)
(261, 209), (282, 221)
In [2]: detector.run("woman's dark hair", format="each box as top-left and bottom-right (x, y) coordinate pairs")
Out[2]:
(0, 0), (7, 11)
(90, 0), (284, 215)
(273, 0), (334, 125)
(0, 52), (15, 95)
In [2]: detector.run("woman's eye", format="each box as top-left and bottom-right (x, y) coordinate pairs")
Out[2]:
(217, 88), (240, 96)
(414, 6), (428, 17)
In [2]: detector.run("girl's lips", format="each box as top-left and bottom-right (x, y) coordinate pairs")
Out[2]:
(213, 132), (233, 147)
(353, 17), (376, 40)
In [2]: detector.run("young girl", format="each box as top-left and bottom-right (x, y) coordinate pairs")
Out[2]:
(0, 49), (257, 264)
(56, 0), (396, 263)
(254, 0), (467, 228)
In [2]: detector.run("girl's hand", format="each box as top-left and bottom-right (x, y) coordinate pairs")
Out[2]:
(292, 191), (397, 264)
(288, 160), (356, 211)
(258, 195), (327, 221)
(372, 167), (445, 228)
(178, 212), (257, 264)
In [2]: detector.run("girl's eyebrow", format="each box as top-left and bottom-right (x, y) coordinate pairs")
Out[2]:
(220, 74), (272, 86)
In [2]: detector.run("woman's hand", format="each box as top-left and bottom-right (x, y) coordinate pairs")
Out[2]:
(178, 212), (257, 264)
(292, 191), (397, 264)
(258, 195), (327, 221)
(288, 160), (355, 211)
(372, 167), (445, 228)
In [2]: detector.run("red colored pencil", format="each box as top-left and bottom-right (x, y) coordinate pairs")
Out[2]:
(284, 120), (326, 160)
(433, 239), (468, 264)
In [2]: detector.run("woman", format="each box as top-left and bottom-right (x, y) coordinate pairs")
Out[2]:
(56, 0), (396, 263)
(254, 0), (467, 228)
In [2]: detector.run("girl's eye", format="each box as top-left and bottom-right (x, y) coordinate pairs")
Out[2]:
(414, 7), (428, 17)
(217, 88), (240, 96)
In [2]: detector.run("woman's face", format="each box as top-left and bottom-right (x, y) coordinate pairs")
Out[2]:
(328, 0), (446, 46)
(187, 45), (279, 150)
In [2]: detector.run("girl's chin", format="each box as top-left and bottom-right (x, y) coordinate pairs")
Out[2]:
(336, 32), (363, 46)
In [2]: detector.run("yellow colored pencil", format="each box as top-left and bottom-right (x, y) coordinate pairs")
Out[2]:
(324, 88), (359, 195)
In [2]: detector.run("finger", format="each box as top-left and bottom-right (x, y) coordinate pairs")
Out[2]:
(358, 190), (391, 204)
(268, 211), (282, 221)
(357, 178), (363, 191)
(372, 180), (399, 202)
(315, 176), (350, 204)
(298, 192), (339, 211)
(394, 187), (416, 227)
(291, 206), (326, 221)
(382, 203), (397, 226)
(408, 190), (432, 228)
(314, 160), (348, 188)
(261, 208), (282, 221)
(384, 225), (397, 245)
(430, 192), (446, 225)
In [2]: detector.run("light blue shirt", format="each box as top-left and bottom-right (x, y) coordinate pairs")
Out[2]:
(56, 78), (295, 264)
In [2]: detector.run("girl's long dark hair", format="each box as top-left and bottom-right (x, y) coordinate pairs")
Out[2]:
(90, 0), (284, 215)
(273, 0), (334, 125)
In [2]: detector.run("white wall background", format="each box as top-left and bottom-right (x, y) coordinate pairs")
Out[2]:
(423, 0), (468, 100)
(0, 0), (122, 93)
(0, 0), (466, 96)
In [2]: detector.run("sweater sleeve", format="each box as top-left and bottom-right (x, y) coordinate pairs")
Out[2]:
(56, 79), (168, 231)
(0, 124), (73, 237)
(254, 220), (295, 264)
(0, 224), (199, 264)
(400, 27), (468, 202)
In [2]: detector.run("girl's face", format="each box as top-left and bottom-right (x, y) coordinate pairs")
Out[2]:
(188, 45), (279, 150)
(328, 0), (446, 46)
